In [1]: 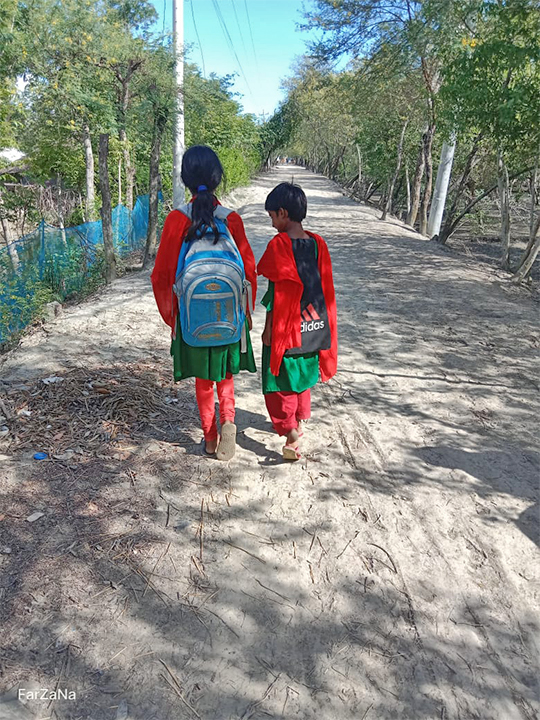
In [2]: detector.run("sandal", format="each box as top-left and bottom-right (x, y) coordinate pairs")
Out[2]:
(203, 440), (217, 457)
(297, 419), (309, 438)
(282, 443), (301, 461)
(217, 422), (237, 461)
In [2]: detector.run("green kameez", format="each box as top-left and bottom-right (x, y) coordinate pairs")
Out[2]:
(261, 282), (319, 394)
(171, 317), (256, 382)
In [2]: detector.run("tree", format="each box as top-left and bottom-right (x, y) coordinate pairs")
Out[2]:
(513, 146), (540, 282)
(0, 0), (19, 148)
(439, 0), (540, 268)
(302, 0), (442, 228)
(138, 44), (176, 268)
(17, 0), (117, 219)
(98, 134), (116, 282)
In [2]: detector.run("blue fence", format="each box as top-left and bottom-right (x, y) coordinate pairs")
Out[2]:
(0, 194), (156, 345)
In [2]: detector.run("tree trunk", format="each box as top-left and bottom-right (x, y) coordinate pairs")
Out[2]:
(20, 204), (27, 237)
(59, 221), (67, 247)
(405, 162), (411, 217)
(1, 215), (19, 272)
(419, 123), (436, 234)
(438, 134), (483, 244)
(407, 132), (426, 227)
(334, 148), (345, 179)
(528, 152), (539, 250)
(356, 144), (362, 194)
(119, 80), (134, 211)
(340, 153), (347, 180)
(98, 134), (116, 283)
(143, 110), (168, 269)
(427, 137), (456, 239)
(118, 157), (122, 206)
(439, 166), (532, 246)
(513, 157), (540, 281)
(120, 131), (134, 211)
(365, 182), (381, 202)
(56, 176), (68, 247)
(497, 149), (511, 270)
(382, 118), (408, 220)
(393, 177), (403, 207)
(512, 228), (540, 283)
(83, 124), (96, 221)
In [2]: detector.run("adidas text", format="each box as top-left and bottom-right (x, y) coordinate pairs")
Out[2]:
(301, 320), (325, 333)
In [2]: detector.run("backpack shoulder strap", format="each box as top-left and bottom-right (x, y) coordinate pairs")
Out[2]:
(176, 203), (233, 222)
(214, 205), (233, 221)
(176, 203), (192, 220)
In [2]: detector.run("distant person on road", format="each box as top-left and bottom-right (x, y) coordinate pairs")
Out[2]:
(258, 182), (338, 460)
(151, 145), (257, 460)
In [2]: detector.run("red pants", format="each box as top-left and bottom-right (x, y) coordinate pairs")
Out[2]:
(195, 374), (235, 441)
(264, 389), (311, 436)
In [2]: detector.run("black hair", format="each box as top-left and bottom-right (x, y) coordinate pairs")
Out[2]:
(181, 145), (224, 243)
(264, 182), (307, 222)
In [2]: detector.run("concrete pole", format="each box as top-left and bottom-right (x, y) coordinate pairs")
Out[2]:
(427, 137), (456, 238)
(172, 0), (185, 208)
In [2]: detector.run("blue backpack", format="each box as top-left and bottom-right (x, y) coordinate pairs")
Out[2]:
(173, 204), (248, 348)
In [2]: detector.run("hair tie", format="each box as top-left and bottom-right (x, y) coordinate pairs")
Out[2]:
(197, 185), (208, 192)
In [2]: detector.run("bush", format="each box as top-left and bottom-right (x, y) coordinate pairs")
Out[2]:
(219, 146), (261, 191)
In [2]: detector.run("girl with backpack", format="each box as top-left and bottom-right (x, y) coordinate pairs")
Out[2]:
(258, 182), (338, 461)
(151, 145), (257, 460)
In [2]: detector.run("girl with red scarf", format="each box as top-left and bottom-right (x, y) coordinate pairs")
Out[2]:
(257, 182), (338, 461)
(151, 146), (257, 460)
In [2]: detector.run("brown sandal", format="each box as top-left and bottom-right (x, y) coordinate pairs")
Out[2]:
(217, 422), (237, 461)
(282, 443), (301, 461)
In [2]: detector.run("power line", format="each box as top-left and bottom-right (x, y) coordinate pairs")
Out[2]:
(211, 0), (253, 95)
(190, 0), (206, 76)
(243, 0), (259, 73)
(230, 0), (247, 55)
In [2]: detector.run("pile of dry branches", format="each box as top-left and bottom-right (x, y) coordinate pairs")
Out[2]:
(2, 364), (186, 456)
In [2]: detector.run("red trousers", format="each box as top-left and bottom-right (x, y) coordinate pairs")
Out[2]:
(264, 389), (311, 436)
(195, 374), (235, 441)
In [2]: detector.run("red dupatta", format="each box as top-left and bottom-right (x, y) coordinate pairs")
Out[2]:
(257, 231), (338, 379)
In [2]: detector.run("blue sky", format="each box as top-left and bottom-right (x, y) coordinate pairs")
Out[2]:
(151, 0), (318, 117)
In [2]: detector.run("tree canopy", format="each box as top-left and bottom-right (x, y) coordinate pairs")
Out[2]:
(265, 0), (540, 280)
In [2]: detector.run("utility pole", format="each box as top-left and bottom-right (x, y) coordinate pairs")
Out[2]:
(427, 136), (456, 238)
(172, 0), (185, 207)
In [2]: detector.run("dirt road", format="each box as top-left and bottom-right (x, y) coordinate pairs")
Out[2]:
(1, 166), (538, 720)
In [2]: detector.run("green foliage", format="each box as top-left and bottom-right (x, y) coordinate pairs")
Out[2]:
(274, 50), (427, 193)
(183, 67), (263, 189)
(0, 0), (19, 146)
(0, 250), (54, 345)
(0, 0), (265, 347)
(441, 0), (540, 157)
(219, 146), (258, 190)
(1, 231), (113, 347)
(267, 0), (540, 246)
(258, 102), (295, 164)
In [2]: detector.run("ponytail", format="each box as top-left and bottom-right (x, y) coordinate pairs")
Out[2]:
(184, 189), (220, 244)
(180, 145), (224, 244)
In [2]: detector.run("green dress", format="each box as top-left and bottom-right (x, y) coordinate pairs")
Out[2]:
(261, 281), (319, 394)
(171, 317), (256, 382)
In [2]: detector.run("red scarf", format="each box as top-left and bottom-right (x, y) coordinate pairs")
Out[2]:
(257, 231), (338, 379)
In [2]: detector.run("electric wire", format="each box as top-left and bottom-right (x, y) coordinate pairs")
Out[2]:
(243, 0), (259, 72)
(190, 0), (206, 76)
(231, 0), (248, 55)
(211, 0), (253, 95)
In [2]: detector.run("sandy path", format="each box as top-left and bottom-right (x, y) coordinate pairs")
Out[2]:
(0, 166), (538, 720)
